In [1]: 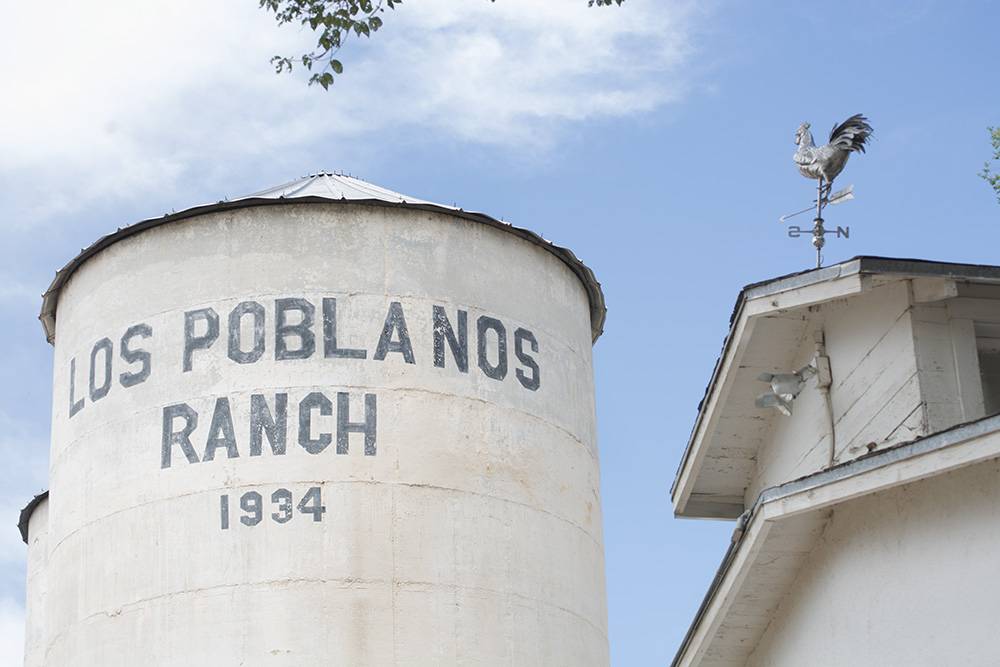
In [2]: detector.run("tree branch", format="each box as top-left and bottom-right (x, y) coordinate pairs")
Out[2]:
(260, 0), (624, 90)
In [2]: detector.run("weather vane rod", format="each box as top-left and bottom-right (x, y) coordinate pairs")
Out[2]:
(781, 114), (873, 268)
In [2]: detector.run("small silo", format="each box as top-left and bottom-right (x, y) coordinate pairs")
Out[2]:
(21, 173), (608, 665)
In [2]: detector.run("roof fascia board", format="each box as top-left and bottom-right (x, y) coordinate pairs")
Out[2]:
(671, 306), (758, 514)
(857, 257), (1000, 284)
(674, 516), (773, 667)
(743, 273), (867, 317)
(742, 258), (862, 302)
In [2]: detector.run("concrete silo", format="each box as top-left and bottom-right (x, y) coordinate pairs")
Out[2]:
(21, 173), (608, 666)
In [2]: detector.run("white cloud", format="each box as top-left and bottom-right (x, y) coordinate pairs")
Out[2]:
(0, 0), (705, 227)
(352, 0), (698, 142)
(0, 281), (38, 305)
(0, 411), (47, 666)
(0, 411), (47, 564)
(0, 2), (706, 652)
(0, 597), (24, 667)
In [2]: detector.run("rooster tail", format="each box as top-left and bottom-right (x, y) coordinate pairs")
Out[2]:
(829, 113), (873, 154)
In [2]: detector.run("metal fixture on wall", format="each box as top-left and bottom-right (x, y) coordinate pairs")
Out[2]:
(755, 365), (818, 416)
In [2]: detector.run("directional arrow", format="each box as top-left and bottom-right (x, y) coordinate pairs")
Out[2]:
(779, 185), (855, 222)
(827, 184), (854, 205)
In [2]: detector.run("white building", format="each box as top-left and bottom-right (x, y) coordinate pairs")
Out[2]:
(671, 256), (1000, 666)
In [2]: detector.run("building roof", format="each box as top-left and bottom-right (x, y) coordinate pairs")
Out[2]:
(38, 172), (606, 345)
(671, 256), (1000, 519)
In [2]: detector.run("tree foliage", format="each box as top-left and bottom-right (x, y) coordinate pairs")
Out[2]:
(981, 127), (1000, 204)
(260, 0), (625, 90)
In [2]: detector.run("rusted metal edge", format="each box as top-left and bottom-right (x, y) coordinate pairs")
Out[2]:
(670, 255), (1000, 507)
(671, 412), (1000, 666)
(18, 490), (48, 544)
(38, 197), (607, 345)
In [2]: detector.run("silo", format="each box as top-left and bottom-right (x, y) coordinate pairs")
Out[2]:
(19, 493), (48, 667)
(22, 173), (608, 666)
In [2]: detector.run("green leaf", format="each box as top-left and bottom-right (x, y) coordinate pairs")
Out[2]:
(264, 0), (622, 92)
(311, 72), (334, 89)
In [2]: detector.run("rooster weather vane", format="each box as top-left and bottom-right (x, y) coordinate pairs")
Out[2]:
(781, 114), (873, 268)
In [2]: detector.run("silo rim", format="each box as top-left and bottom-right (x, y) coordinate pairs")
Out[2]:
(38, 192), (606, 345)
(18, 490), (48, 544)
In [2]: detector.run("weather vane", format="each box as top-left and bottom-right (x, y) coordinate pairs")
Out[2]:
(780, 113), (873, 268)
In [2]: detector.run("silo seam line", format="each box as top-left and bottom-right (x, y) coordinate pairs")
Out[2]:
(43, 578), (608, 654)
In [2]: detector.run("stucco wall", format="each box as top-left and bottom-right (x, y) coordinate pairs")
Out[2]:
(38, 203), (607, 665)
(747, 458), (1000, 666)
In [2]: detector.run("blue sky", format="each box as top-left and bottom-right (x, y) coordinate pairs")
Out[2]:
(1, 0), (998, 663)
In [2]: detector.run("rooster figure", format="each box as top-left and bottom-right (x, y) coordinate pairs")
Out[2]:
(794, 114), (873, 197)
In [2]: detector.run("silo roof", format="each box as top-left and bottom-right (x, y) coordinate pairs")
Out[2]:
(18, 490), (48, 543)
(38, 172), (606, 344)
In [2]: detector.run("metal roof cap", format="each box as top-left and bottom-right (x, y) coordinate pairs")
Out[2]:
(38, 172), (607, 345)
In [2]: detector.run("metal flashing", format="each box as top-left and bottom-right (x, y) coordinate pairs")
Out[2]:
(38, 173), (606, 345)
(760, 411), (1000, 506)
